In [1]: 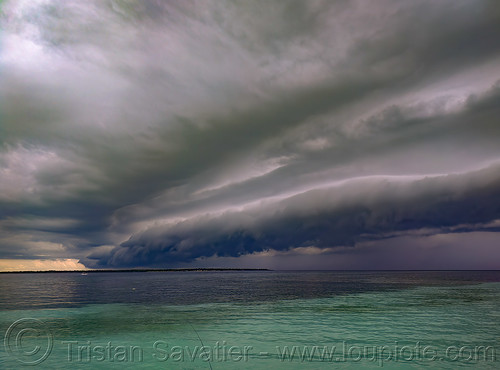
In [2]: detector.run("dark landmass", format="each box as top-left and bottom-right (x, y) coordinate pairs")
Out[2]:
(0, 268), (271, 274)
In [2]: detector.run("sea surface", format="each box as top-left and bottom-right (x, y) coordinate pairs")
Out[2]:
(1, 270), (499, 369)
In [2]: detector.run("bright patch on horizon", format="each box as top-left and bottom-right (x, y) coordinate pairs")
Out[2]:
(0, 258), (87, 272)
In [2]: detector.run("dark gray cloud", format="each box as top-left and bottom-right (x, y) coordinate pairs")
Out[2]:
(90, 164), (500, 267)
(0, 0), (499, 269)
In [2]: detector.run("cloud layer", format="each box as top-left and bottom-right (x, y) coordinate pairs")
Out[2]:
(1, 0), (500, 269)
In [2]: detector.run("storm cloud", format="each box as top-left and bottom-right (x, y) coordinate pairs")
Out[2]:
(1, 0), (499, 269)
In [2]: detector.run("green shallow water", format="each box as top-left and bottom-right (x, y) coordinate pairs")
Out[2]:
(1, 281), (500, 369)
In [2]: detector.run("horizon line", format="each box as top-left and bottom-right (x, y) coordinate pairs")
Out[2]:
(1, 268), (500, 274)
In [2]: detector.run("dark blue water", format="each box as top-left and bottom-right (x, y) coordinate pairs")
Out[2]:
(1, 271), (500, 368)
(1, 270), (499, 310)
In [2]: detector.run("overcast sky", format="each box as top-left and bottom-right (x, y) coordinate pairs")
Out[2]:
(1, 0), (500, 270)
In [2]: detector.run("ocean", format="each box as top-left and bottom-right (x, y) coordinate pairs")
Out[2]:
(1, 271), (499, 369)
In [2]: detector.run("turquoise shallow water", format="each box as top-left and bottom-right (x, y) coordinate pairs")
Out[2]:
(1, 271), (499, 368)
